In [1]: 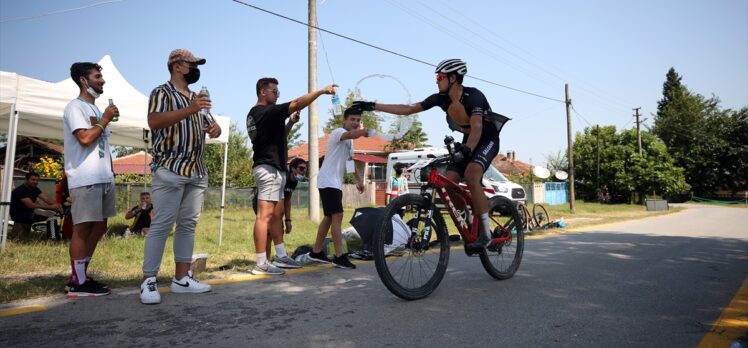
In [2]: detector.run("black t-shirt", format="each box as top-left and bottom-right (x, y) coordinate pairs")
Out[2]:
(10, 184), (42, 223)
(284, 171), (298, 195)
(131, 205), (152, 231)
(419, 86), (501, 140)
(247, 102), (291, 170)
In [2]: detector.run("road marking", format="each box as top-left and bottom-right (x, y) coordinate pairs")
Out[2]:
(698, 276), (748, 347)
(0, 305), (47, 317)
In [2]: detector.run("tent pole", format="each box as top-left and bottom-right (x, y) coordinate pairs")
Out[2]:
(218, 142), (228, 247)
(1, 103), (19, 252)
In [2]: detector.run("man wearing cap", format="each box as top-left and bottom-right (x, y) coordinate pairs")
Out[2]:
(139, 49), (221, 305)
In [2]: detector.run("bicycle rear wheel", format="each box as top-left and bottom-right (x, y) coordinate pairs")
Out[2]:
(479, 196), (524, 280)
(532, 204), (551, 228)
(374, 193), (450, 300)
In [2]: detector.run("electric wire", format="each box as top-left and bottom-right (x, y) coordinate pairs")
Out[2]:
(0, 0), (126, 24)
(230, 0), (564, 103)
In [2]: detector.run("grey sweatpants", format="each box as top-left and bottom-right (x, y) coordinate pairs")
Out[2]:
(142, 168), (207, 277)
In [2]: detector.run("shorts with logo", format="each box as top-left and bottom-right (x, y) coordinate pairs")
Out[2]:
(447, 135), (500, 175)
(253, 164), (286, 202)
(69, 182), (116, 224)
(319, 188), (343, 216)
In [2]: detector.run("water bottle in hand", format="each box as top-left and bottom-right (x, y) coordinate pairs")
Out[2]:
(199, 86), (215, 125)
(108, 98), (119, 122)
(331, 93), (342, 115)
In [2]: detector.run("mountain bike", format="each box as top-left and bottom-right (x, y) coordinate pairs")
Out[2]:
(373, 136), (524, 300)
(518, 202), (551, 231)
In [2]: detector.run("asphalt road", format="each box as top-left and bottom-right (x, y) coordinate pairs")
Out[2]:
(1, 204), (746, 347)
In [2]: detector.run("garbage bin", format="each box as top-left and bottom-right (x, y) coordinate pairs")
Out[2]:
(645, 199), (668, 211)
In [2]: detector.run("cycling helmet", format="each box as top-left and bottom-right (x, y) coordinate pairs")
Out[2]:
(435, 59), (467, 76)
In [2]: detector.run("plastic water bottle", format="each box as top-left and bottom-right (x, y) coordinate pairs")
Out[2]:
(124, 227), (131, 239)
(108, 98), (119, 122)
(331, 93), (341, 115)
(199, 86), (215, 125)
(199, 86), (210, 113)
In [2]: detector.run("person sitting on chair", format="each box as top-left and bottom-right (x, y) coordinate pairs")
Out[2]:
(9, 172), (61, 241)
(125, 192), (153, 235)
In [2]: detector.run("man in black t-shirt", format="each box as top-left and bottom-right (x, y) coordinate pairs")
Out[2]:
(352, 59), (509, 251)
(125, 192), (153, 235)
(10, 172), (61, 240)
(246, 77), (336, 275)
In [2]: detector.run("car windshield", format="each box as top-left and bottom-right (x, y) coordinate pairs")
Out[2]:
(483, 165), (508, 182)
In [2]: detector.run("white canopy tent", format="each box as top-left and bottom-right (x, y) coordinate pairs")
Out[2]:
(0, 55), (231, 251)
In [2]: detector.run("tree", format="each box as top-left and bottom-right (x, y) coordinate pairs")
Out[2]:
(322, 88), (382, 133)
(544, 149), (568, 174)
(286, 122), (305, 148)
(652, 68), (748, 194)
(573, 125), (689, 203)
(113, 145), (141, 158)
(203, 123), (254, 187)
(385, 118), (429, 151)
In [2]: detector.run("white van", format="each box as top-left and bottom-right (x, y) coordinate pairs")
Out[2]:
(385, 147), (526, 203)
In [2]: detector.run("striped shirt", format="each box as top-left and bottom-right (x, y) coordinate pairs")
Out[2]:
(148, 81), (208, 177)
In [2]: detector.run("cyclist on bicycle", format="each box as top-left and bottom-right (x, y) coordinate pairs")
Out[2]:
(353, 59), (507, 250)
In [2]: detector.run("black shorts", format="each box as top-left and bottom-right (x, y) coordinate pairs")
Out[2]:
(319, 188), (343, 216)
(447, 136), (500, 175)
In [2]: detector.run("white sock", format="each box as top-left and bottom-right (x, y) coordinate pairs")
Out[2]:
(256, 252), (267, 266)
(73, 259), (87, 285)
(274, 243), (288, 258)
(480, 213), (492, 238)
(84, 256), (91, 273)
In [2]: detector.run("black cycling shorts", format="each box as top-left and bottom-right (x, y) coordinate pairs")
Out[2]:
(319, 188), (344, 216)
(447, 136), (500, 175)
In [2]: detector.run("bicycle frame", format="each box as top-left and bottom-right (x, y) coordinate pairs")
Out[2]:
(418, 167), (512, 246)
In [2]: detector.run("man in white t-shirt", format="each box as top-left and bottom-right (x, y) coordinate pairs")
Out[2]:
(62, 62), (119, 298)
(306, 107), (371, 269)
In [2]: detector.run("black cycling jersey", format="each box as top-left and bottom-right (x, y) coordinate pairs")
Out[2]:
(419, 87), (507, 138)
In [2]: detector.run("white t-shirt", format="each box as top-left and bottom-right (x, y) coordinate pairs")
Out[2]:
(63, 98), (114, 189)
(317, 128), (352, 190)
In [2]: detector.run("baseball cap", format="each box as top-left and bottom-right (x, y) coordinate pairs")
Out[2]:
(167, 49), (206, 66)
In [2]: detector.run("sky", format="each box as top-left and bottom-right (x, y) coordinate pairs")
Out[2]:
(1, 0), (746, 167)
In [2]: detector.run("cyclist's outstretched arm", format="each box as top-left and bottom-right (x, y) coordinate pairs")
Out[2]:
(375, 103), (424, 116)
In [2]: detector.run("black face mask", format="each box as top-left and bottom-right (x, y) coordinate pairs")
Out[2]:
(184, 67), (200, 84)
(395, 169), (403, 175)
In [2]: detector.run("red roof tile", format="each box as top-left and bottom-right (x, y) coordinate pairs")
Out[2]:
(112, 151), (151, 174)
(288, 134), (390, 161)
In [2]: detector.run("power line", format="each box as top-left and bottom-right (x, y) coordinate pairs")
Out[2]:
(0, 0), (126, 24)
(230, 0), (564, 103)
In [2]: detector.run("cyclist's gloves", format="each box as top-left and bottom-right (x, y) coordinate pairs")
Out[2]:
(453, 142), (472, 162)
(351, 101), (376, 112)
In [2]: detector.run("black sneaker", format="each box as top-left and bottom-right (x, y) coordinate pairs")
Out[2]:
(64, 276), (108, 293)
(306, 251), (332, 264)
(67, 281), (111, 298)
(333, 254), (356, 269)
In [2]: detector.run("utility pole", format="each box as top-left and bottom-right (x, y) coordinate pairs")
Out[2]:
(595, 125), (600, 194)
(565, 84), (575, 213)
(308, 0), (320, 222)
(633, 107), (642, 156)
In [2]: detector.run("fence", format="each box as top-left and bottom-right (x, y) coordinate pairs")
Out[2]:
(7, 177), (378, 215)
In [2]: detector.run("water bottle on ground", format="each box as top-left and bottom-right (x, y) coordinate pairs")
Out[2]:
(124, 227), (131, 239)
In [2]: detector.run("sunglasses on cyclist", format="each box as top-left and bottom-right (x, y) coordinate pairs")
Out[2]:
(436, 74), (447, 82)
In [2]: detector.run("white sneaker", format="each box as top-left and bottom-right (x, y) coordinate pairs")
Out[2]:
(140, 276), (160, 304)
(271, 255), (302, 269)
(251, 262), (285, 275)
(171, 271), (212, 293)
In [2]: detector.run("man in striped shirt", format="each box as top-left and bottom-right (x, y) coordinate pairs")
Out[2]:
(139, 49), (221, 305)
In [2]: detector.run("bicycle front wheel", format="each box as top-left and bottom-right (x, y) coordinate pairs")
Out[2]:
(480, 196), (524, 280)
(533, 203), (551, 228)
(374, 193), (450, 300)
